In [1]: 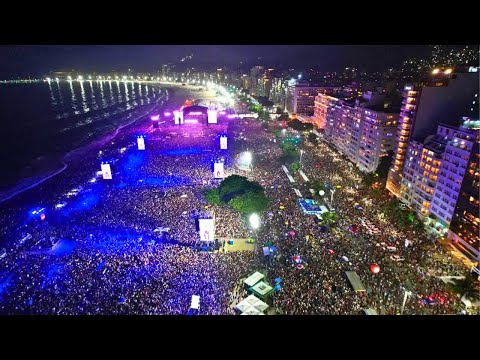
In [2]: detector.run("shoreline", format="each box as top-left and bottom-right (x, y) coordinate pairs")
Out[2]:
(0, 89), (169, 204)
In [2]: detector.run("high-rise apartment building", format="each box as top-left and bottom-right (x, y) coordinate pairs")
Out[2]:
(357, 104), (399, 173)
(387, 68), (479, 196)
(323, 93), (398, 172)
(250, 66), (264, 96)
(270, 77), (288, 108)
(241, 74), (251, 91)
(397, 119), (479, 261)
(447, 117), (479, 263)
(313, 93), (338, 129)
(286, 80), (328, 115)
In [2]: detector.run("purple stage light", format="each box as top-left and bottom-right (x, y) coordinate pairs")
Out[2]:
(164, 111), (172, 116)
(227, 114), (237, 119)
(184, 119), (199, 124)
(151, 115), (160, 121)
(187, 112), (203, 115)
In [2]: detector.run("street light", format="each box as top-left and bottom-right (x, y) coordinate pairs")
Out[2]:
(330, 188), (336, 208)
(249, 213), (261, 255)
(401, 288), (412, 315)
(249, 213), (260, 230)
(244, 151), (252, 169)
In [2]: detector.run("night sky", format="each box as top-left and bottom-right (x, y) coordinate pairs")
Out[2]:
(0, 45), (432, 78)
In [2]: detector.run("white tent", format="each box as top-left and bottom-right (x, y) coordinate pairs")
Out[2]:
(235, 300), (251, 313)
(236, 294), (269, 314)
(253, 301), (269, 312)
(244, 272), (265, 287)
(240, 306), (263, 315)
(244, 294), (269, 312)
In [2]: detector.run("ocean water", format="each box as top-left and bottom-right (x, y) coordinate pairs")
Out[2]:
(0, 80), (165, 188)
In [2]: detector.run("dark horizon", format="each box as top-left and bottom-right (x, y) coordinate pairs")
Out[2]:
(0, 45), (437, 79)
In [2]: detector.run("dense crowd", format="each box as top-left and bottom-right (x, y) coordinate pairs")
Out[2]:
(0, 97), (473, 315)
(0, 113), (258, 314)
(249, 128), (469, 315)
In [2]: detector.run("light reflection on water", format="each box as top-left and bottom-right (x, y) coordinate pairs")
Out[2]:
(31, 81), (163, 137)
(47, 80), (164, 133)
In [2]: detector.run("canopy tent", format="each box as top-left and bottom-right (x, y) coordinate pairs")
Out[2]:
(244, 272), (265, 287)
(243, 294), (269, 312)
(235, 300), (251, 313)
(241, 306), (264, 315)
(345, 271), (366, 292)
(250, 281), (274, 298)
(363, 308), (378, 315)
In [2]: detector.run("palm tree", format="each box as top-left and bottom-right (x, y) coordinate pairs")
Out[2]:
(449, 275), (480, 302)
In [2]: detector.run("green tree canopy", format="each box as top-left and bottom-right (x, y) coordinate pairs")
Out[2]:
(321, 211), (338, 226)
(218, 175), (263, 203)
(203, 188), (221, 205)
(376, 150), (394, 182)
(311, 179), (326, 195)
(362, 172), (378, 187)
(229, 190), (270, 214)
(291, 162), (301, 173)
(204, 175), (270, 214)
(281, 142), (300, 163)
(287, 119), (314, 131)
(307, 132), (318, 144)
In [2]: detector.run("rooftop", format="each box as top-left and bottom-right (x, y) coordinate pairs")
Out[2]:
(364, 103), (401, 113)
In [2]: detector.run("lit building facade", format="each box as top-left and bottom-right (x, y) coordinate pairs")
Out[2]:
(328, 99), (360, 164)
(286, 82), (325, 115)
(241, 74), (251, 91)
(250, 66), (264, 96)
(321, 93), (398, 173)
(313, 93), (336, 129)
(357, 106), (398, 173)
(398, 120), (479, 260)
(400, 137), (444, 218)
(448, 120), (480, 263)
(387, 84), (420, 195)
(270, 77), (288, 108)
(387, 68), (479, 196)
